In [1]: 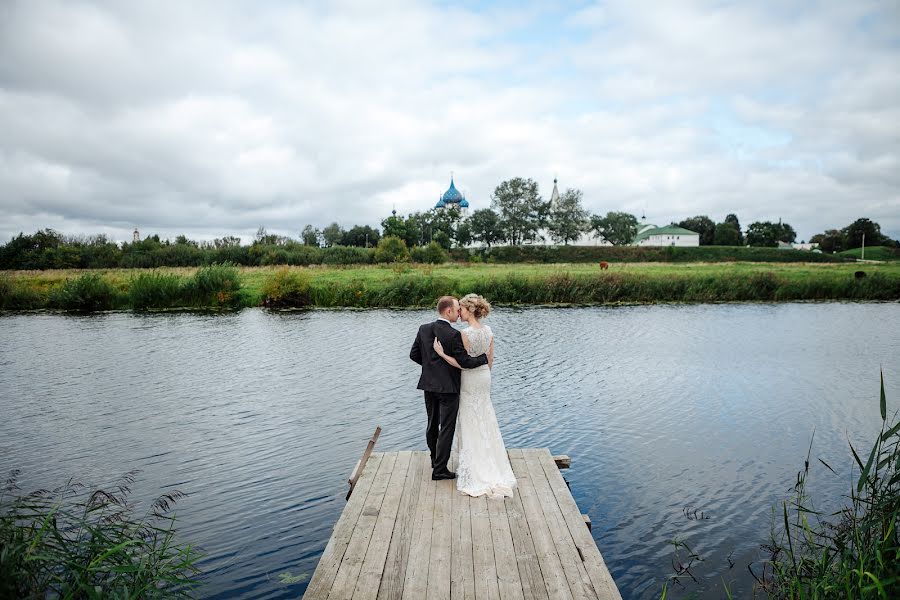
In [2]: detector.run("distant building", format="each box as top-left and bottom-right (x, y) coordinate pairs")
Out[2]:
(633, 224), (699, 247)
(777, 241), (793, 250)
(434, 177), (469, 217)
(133, 228), (140, 242)
(530, 178), (610, 246)
(792, 242), (819, 251)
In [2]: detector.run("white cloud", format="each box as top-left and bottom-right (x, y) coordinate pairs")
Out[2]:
(0, 0), (898, 244)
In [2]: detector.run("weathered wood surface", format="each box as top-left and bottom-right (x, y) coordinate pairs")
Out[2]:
(303, 448), (621, 600)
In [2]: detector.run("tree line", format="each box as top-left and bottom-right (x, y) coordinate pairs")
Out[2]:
(2, 174), (895, 269)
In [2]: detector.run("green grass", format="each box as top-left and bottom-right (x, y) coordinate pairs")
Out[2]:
(839, 246), (900, 261)
(3, 262), (900, 311)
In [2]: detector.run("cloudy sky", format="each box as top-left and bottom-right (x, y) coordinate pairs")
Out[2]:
(1, 0), (898, 244)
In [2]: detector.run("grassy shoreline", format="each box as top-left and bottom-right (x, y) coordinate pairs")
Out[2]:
(2, 262), (899, 311)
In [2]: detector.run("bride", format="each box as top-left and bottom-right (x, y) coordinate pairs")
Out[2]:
(433, 293), (517, 498)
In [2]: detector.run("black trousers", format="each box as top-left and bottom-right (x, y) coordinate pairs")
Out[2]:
(424, 391), (459, 474)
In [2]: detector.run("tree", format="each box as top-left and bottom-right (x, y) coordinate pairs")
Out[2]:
(380, 215), (407, 241)
(547, 189), (589, 245)
(341, 225), (380, 247)
(491, 178), (543, 245)
(745, 221), (796, 247)
(373, 235), (410, 263)
(676, 215), (716, 245)
(842, 218), (885, 249)
(301, 225), (320, 246)
(428, 207), (462, 249)
(468, 208), (505, 248)
(713, 222), (742, 246)
(590, 211), (639, 246)
(321, 222), (344, 247)
(455, 221), (472, 248)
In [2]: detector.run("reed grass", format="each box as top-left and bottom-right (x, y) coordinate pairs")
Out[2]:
(751, 370), (899, 598)
(0, 470), (201, 598)
(47, 273), (125, 311)
(2, 263), (899, 311)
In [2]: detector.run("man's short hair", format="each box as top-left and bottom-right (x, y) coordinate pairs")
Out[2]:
(436, 295), (456, 314)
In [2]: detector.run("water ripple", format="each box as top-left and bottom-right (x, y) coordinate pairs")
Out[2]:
(0, 303), (898, 599)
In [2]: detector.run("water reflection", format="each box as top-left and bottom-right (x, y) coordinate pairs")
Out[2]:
(1, 303), (898, 599)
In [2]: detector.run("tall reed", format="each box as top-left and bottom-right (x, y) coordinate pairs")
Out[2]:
(0, 470), (201, 598)
(753, 371), (898, 598)
(47, 273), (125, 311)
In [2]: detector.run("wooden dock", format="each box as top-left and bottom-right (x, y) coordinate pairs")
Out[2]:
(303, 448), (622, 600)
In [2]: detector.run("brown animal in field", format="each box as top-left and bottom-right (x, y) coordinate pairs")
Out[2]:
(599, 261), (609, 270)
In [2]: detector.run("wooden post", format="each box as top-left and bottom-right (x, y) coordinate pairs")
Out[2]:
(347, 426), (381, 500)
(553, 455), (571, 469)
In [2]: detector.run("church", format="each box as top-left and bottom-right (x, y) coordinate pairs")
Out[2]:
(434, 177), (470, 217)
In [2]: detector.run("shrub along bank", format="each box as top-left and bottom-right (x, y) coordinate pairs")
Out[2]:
(2, 263), (898, 312)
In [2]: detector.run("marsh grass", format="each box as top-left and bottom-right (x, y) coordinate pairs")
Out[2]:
(48, 273), (124, 311)
(128, 272), (186, 310)
(0, 470), (201, 599)
(2, 262), (899, 311)
(261, 267), (311, 308)
(749, 371), (899, 598)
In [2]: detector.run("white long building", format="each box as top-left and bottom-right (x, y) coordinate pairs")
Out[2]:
(632, 224), (700, 247)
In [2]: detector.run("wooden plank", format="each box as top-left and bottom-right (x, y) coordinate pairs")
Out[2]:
(450, 488), (475, 600)
(305, 453), (385, 600)
(488, 494), (525, 600)
(508, 449), (571, 600)
(348, 426), (382, 499)
(582, 515), (592, 532)
(427, 478), (454, 599)
(536, 451), (622, 600)
(401, 454), (437, 600)
(328, 452), (398, 599)
(522, 450), (596, 600)
(377, 452), (427, 600)
(471, 494), (501, 600)
(354, 451), (413, 600)
(504, 475), (549, 600)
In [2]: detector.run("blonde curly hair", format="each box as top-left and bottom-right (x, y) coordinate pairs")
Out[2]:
(459, 293), (491, 319)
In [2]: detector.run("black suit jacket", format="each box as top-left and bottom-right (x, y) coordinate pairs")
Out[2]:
(410, 319), (488, 394)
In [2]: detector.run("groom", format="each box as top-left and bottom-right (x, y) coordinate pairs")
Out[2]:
(410, 295), (488, 480)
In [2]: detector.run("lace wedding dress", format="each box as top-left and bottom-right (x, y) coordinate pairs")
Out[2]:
(449, 325), (517, 498)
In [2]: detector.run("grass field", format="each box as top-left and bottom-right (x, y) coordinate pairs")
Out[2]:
(3, 261), (899, 311)
(838, 246), (900, 261)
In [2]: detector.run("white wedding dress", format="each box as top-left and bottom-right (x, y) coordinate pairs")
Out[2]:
(449, 325), (517, 498)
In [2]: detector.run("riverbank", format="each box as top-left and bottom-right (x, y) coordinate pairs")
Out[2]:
(2, 262), (899, 311)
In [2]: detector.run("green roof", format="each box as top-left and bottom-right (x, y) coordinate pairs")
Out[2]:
(633, 225), (698, 243)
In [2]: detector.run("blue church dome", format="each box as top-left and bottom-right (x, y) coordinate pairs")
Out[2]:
(459, 198), (469, 208)
(435, 198), (446, 208)
(441, 178), (463, 203)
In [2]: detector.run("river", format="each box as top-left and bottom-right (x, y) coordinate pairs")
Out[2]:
(1, 303), (898, 599)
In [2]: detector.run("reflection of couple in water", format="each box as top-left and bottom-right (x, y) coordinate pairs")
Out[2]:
(410, 294), (516, 498)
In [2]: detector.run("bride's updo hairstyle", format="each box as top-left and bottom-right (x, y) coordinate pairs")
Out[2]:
(459, 293), (491, 319)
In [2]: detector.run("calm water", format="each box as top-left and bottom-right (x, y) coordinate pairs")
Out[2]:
(1, 303), (898, 599)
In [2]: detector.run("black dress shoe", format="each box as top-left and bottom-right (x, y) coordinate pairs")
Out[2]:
(432, 471), (457, 481)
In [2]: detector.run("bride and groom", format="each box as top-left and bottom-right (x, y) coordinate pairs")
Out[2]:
(409, 294), (517, 498)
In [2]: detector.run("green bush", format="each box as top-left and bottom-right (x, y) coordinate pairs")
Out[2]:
(464, 245), (847, 264)
(48, 273), (123, 311)
(411, 241), (449, 264)
(321, 245), (373, 265)
(182, 263), (245, 308)
(128, 272), (186, 310)
(374, 236), (410, 263)
(0, 470), (201, 598)
(261, 268), (311, 307)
